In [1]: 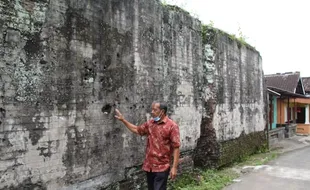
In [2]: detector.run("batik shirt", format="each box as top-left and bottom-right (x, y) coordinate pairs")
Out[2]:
(137, 116), (180, 172)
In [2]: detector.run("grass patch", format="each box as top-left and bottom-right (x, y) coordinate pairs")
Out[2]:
(238, 152), (278, 166)
(168, 169), (238, 190)
(168, 151), (279, 190)
(168, 168), (238, 190)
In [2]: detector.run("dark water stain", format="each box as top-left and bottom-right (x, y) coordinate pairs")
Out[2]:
(0, 107), (6, 125)
(60, 7), (90, 42)
(96, 22), (134, 94)
(24, 32), (41, 57)
(21, 116), (47, 146)
(37, 140), (53, 158)
(62, 125), (90, 183)
(4, 178), (46, 190)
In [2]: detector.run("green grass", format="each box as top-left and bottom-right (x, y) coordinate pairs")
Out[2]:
(168, 151), (279, 190)
(168, 168), (238, 190)
(234, 151), (278, 167)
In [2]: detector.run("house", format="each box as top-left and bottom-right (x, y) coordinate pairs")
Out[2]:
(302, 77), (310, 96)
(265, 72), (310, 136)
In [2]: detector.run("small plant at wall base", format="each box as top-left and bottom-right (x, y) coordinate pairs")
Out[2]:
(168, 169), (239, 190)
(168, 151), (279, 190)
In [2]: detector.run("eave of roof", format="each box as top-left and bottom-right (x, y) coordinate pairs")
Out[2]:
(267, 86), (308, 98)
(267, 88), (281, 97)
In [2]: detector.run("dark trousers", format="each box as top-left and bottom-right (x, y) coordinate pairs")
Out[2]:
(146, 169), (170, 190)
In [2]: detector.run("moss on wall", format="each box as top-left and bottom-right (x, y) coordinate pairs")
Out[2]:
(196, 24), (266, 169)
(102, 166), (147, 190)
(218, 131), (267, 167)
(201, 25), (257, 51)
(161, 3), (190, 15)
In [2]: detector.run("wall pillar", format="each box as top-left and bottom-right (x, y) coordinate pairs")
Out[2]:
(293, 99), (296, 123)
(305, 105), (310, 124)
(284, 105), (287, 123)
(287, 98), (290, 122)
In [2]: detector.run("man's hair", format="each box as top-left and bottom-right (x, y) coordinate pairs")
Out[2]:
(159, 102), (168, 114)
(152, 101), (168, 114)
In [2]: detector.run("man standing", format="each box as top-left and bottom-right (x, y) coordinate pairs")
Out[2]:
(114, 102), (180, 190)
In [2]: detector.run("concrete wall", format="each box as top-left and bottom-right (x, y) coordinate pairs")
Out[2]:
(194, 27), (267, 168)
(297, 124), (310, 134)
(0, 0), (266, 189)
(212, 34), (265, 141)
(0, 0), (201, 189)
(269, 127), (285, 145)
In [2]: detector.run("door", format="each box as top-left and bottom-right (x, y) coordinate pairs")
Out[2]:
(297, 107), (306, 124)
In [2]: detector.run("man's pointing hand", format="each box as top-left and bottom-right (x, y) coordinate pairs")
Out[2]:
(115, 109), (124, 121)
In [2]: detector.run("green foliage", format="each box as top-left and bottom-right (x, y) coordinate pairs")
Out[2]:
(168, 170), (201, 189)
(168, 169), (238, 190)
(232, 143), (270, 165)
(169, 150), (279, 190)
(160, 1), (256, 50)
(201, 24), (208, 44)
(201, 24), (218, 45)
(161, 0), (168, 5)
(161, 0), (187, 7)
(254, 152), (278, 166)
(202, 22), (256, 51)
(165, 5), (190, 15)
(208, 20), (214, 28)
(160, 0), (192, 16)
(235, 151), (279, 167)
(256, 143), (269, 154)
(201, 21), (216, 44)
(237, 26), (248, 45)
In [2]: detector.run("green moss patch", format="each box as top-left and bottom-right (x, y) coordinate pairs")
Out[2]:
(169, 149), (278, 190)
(219, 131), (267, 167)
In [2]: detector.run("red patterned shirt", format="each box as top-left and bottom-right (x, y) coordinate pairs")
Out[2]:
(137, 116), (180, 172)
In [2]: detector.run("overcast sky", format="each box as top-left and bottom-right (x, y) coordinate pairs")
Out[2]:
(163, 0), (310, 77)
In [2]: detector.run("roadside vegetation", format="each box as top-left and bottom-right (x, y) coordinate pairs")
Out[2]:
(168, 151), (278, 190)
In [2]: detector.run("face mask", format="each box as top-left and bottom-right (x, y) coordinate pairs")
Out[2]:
(153, 111), (163, 122)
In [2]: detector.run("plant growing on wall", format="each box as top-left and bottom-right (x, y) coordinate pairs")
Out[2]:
(161, 0), (199, 17)
(161, 0), (186, 7)
(209, 20), (214, 27)
(161, 0), (255, 50)
(237, 25), (248, 45)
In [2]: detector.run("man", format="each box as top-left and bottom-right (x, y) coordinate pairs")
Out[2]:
(114, 102), (180, 190)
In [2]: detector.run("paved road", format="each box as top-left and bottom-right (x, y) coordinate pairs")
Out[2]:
(224, 147), (310, 190)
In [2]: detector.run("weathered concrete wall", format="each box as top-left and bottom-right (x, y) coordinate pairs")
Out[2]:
(194, 27), (267, 168)
(0, 0), (266, 189)
(0, 0), (202, 189)
(212, 36), (265, 141)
